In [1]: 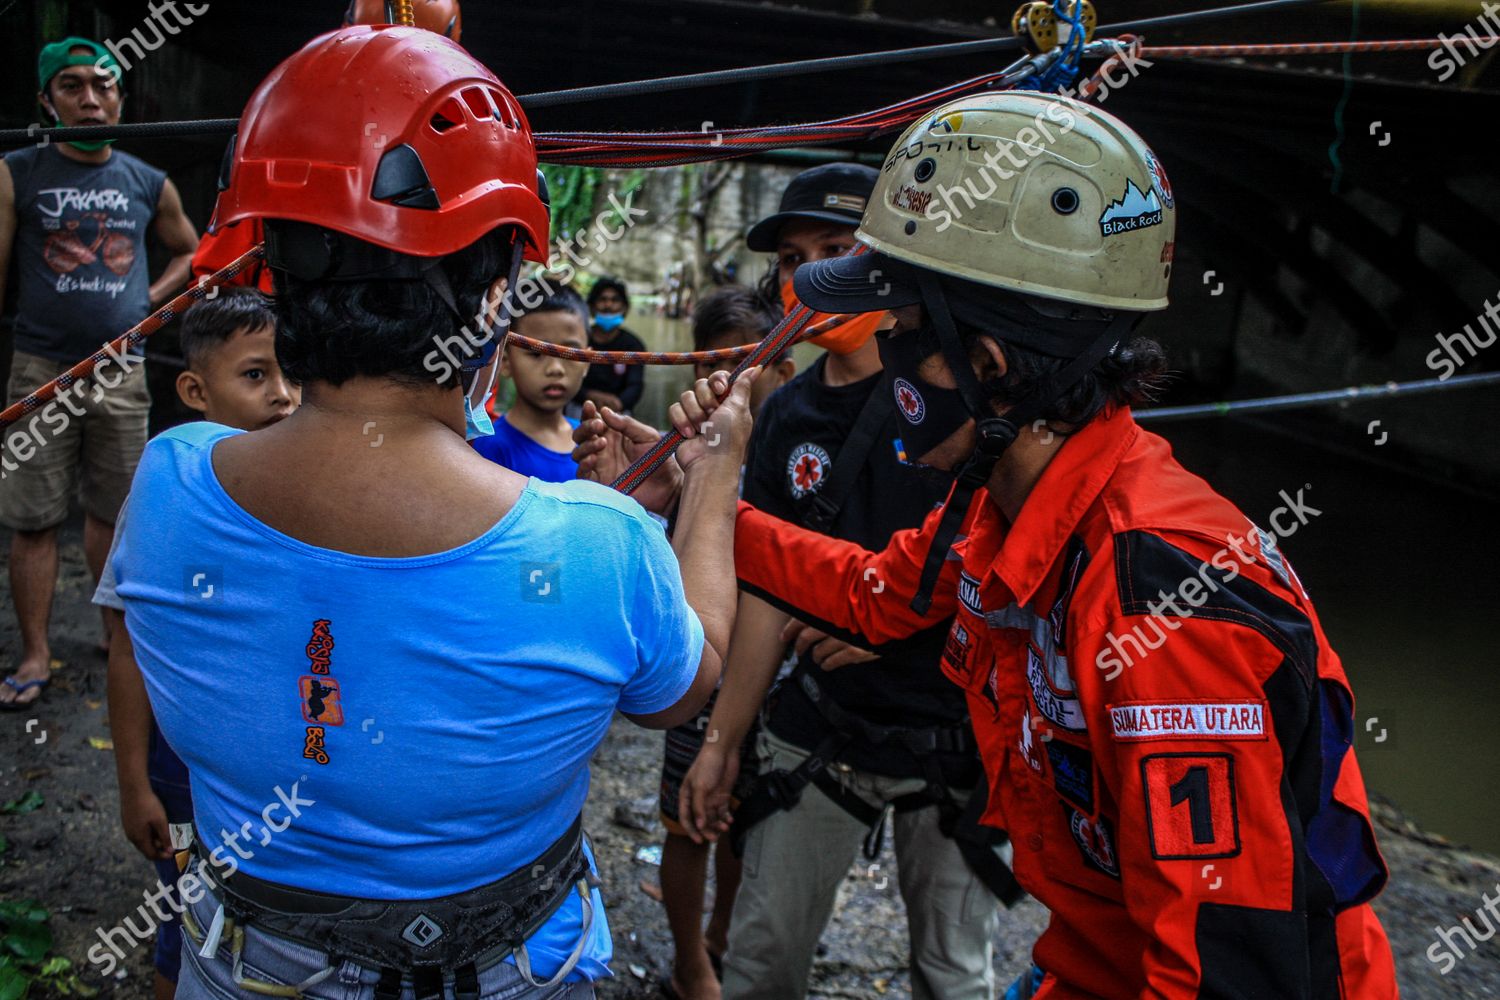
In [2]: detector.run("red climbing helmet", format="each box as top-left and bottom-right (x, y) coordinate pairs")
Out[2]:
(212, 25), (548, 267)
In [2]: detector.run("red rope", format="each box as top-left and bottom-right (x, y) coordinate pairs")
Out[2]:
(1141, 37), (1497, 57)
(506, 313), (852, 365)
(608, 244), (871, 495)
(0, 246), (265, 432)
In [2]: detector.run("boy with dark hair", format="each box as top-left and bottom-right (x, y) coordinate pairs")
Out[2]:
(472, 285), (590, 482)
(98, 288), (297, 1000)
(175, 288), (296, 430)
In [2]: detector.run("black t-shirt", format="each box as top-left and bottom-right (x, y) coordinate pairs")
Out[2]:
(742, 355), (970, 776)
(577, 324), (646, 411)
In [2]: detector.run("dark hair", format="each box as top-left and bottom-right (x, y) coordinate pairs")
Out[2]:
(587, 276), (629, 314)
(960, 320), (1172, 429)
(516, 283), (590, 332)
(272, 229), (511, 388)
(754, 262), (783, 320)
(692, 285), (777, 351)
(180, 288), (277, 371)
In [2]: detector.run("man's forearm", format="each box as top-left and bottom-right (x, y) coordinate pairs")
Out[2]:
(105, 611), (155, 796)
(148, 254), (193, 308)
(704, 591), (790, 751)
(672, 459), (741, 661)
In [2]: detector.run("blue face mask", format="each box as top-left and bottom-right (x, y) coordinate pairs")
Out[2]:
(464, 391), (495, 440)
(463, 348), (500, 441)
(593, 312), (625, 333)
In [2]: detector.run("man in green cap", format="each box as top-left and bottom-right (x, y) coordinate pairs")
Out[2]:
(0, 37), (199, 708)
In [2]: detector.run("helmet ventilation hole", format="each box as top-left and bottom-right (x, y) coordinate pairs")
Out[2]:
(904, 220), (918, 235)
(1051, 187), (1080, 215)
(913, 158), (937, 183)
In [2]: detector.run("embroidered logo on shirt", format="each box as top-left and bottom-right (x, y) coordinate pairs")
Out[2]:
(305, 619), (334, 675)
(1046, 739), (1095, 812)
(1108, 701), (1267, 742)
(1027, 642), (1086, 732)
(893, 378), (926, 425)
(300, 676), (344, 726)
(1066, 806), (1120, 879)
(957, 572), (983, 616)
(786, 442), (832, 499)
(298, 619), (341, 765)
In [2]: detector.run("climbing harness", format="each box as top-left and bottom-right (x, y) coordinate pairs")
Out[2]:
(731, 667), (1025, 905)
(183, 817), (599, 995)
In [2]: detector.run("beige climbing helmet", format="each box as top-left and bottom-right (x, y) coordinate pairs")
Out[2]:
(858, 91), (1175, 312)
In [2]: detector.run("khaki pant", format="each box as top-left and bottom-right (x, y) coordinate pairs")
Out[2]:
(0, 350), (149, 531)
(722, 730), (1000, 1000)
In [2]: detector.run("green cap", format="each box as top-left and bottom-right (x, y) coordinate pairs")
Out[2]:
(38, 36), (121, 91)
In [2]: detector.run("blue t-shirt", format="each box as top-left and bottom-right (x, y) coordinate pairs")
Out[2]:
(112, 423), (704, 981)
(473, 414), (580, 483)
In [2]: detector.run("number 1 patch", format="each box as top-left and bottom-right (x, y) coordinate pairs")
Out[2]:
(1141, 753), (1240, 860)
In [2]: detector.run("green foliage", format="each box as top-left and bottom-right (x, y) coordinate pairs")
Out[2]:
(538, 165), (647, 243)
(0, 903), (97, 1000)
(0, 792), (43, 816)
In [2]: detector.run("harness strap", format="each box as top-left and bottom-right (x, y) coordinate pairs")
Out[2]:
(802, 374), (893, 534)
(194, 815), (590, 977)
(373, 967), (402, 1000)
(453, 963), (479, 1000)
(729, 729), (853, 857)
(411, 966), (443, 1000)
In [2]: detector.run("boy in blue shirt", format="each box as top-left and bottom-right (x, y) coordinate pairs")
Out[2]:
(473, 285), (590, 482)
(96, 289), (297, 1000)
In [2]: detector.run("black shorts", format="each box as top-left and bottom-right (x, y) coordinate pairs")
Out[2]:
(659, 689), (760, 835)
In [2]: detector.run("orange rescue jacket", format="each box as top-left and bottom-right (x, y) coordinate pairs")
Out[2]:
(734, 406), (1398, 999)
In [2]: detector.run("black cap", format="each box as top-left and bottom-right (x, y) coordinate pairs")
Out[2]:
(795, 250), (1121, 358)
(745, 162), (878, 252)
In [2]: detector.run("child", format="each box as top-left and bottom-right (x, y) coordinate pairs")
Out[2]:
(97, 288), (297, 1000)
(656, 285), (794, 1000)
(473, 285), (590, 482)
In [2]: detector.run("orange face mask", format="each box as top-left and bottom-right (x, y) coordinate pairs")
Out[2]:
(781, 278), (886, 356)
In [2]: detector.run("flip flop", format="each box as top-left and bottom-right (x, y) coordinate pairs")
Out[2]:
(0, 676), (49, 710)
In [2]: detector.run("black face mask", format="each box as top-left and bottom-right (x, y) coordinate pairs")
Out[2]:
(876, 326), (977, 467)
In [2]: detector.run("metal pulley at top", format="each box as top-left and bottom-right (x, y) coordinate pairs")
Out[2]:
(1012, 0), (1098, 55)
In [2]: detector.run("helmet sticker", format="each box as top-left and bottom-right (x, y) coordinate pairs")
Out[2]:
(894, 378), (927, 424)
(787, 442), (833, 499)
(891, 184), (934, 215)
(1099, 179), (1163, 237)
(1145, 148), (1174, 210)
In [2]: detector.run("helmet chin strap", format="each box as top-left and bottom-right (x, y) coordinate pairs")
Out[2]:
(907, 270), (1137, 615)
(457, 233), (527, 407)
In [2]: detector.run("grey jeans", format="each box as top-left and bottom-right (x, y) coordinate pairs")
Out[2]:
(721, 730), (1001, 1000)
(175, 863), (595, 1000)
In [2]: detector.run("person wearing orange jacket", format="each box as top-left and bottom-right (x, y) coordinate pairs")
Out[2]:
(632, 92), (1400, 998)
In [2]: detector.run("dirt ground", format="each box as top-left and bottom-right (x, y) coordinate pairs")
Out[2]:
(3, 514), (1499, 998)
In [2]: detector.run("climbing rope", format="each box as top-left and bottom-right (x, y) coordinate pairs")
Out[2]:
(606, 245), (872, 494)
(506, 311), (856, 366)
(1144, 37), (1500, 57)
(0, 0), (1352, 149)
